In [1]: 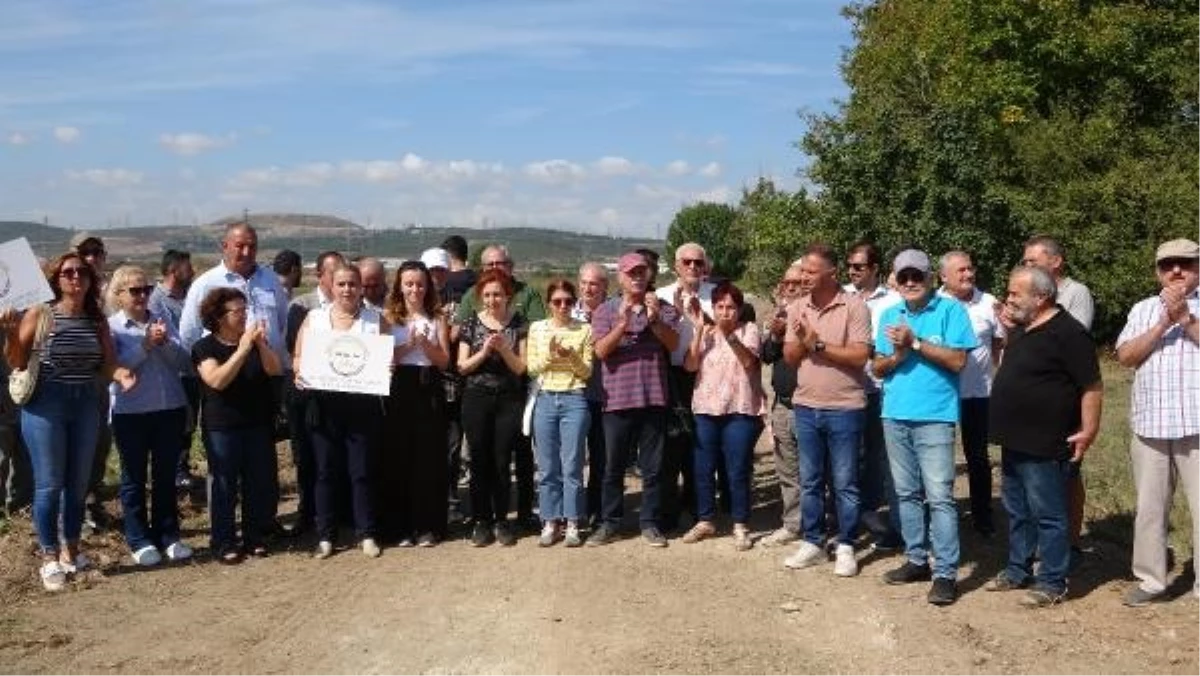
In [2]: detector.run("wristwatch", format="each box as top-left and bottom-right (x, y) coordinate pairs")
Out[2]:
(813, 339), (826, 353)
(911, 338), (923, 353)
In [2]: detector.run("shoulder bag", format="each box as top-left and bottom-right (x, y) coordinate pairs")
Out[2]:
(9, 304), (52, 405)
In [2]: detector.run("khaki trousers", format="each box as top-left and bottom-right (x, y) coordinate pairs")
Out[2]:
(1131, 434), (1199, 593)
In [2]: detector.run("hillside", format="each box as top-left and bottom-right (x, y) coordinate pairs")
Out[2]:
(0, 215), (663, 271)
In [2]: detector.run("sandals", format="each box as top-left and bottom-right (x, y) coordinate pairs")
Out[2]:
(681, 521), (717, 544)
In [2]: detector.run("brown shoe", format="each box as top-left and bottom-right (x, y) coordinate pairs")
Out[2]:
(681, 520), (717, 544)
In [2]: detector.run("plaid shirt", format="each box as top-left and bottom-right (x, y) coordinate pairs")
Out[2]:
(1116, 289), (1200, 439)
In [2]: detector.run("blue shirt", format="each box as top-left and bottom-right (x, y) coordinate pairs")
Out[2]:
(875, 294), (977, 423)
(108, 310), (190, 415)
(179, 262), (290, 366)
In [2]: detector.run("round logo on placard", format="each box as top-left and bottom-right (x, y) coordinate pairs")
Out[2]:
(325, 334), (370, 377)
(0, 261), (11, 300)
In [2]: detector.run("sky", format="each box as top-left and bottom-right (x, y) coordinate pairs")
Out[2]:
(0, 0), (852, 237)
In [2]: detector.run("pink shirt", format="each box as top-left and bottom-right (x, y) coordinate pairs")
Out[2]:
(691, 322), (767, 417)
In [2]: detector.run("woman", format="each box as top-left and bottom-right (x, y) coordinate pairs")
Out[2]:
(382, 261), (450, 547)
(192, 287), (282, 564)
(526, 280), (593, 547)
(458, 268), (527, 547)
(2, 253), (121, 590)
(681, 282), (766, 551)
(106, 265), (193, 566)
(293, 264), (387, 559)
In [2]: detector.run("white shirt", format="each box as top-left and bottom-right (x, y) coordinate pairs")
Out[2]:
(938, 287), (1005, 399)
(392, 315), (442, 367)
(180, 262), (291, 367)
(657, 281), (715, 366)
(843, 283), (901, 392)
(1116, 289), (1200, 439)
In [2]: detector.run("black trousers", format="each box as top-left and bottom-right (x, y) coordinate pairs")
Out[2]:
(310, 392), (381, 541)
(585, 400), (606, 522)
(960, 397), (993, 530)
(601, 407), (666, 529)
(461, 386), (523, 526)
(382, 366), (449, 539)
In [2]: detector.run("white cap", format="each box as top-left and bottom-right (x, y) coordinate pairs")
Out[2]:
(419, 247), (450, 271)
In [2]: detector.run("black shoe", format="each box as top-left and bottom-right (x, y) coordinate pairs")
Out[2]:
(494, 521), (517, 546)
(471, 523), (494, 547)
(883, 560), (932, 585)
(927, 577), (958, 606)
(587, 524), (617, 547)
(515, 513), (541, 535)
(641, 527), (668, 548)
(1068, 545), (1085, 573)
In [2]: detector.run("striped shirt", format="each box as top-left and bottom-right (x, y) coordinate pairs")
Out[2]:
(526, 319), (594, 392)
(1116, 289), (1200, 439)
(40, 307), (104, 384)
(591, 297), (679, 412)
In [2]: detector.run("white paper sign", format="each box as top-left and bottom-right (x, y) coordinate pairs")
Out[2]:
(298, 331), (393, 396)
(0, 237), (54, 311)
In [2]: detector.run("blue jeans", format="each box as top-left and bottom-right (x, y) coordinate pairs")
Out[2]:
(22, 379), (100, 553)
(533, 390), (590, 522)
(693, 414), (762, 524)
(204, 425), (275, 552)
(1001, 448), (1071, 594)
(794, 405), (864, 546)
(112, 408), (186, 551)
(883, 419), (960, 579)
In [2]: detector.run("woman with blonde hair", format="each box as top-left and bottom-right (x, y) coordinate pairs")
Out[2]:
(380, 260), (450, 547)
(106, 265), (193, 566)
(1, 253), (123, 590)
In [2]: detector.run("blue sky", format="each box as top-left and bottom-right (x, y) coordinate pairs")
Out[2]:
(0, 0), (851, 236)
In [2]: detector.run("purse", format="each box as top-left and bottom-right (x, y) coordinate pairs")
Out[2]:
(521, 377), (542, 438)
(8, 304), (52, 406)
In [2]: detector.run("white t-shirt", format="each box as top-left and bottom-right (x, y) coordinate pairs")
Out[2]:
(937, 287), (1005, 399)
(657, 281), (715, 366)
(392, 315), (442, 366)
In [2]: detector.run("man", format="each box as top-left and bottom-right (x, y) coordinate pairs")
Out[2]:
(439, 235), (475, 523)
(588, 252), (680, 547)
(780, 245), (872, 577)
(574, 261), (610, 526)
(656, 242), (715, 317)
(844, 240), (902, 549)
(987, 265), (1101, 608)
(1022, 234), (1095, 564)
(938, 250), (1005, 537)
(759, 260), (807, 547)
(1115, 238), (1199, 607)
(420, 248), (451, 294)
(871, 249), (976, 606)
(180, 222), (291, 532)
(454, 244), (545, 529)
(72, 233), (115, 530)
(635, 247), (661, 288)
(273, 249), (303, 299)
(148, 249), (200, 488)
(356, 257), (388, 309)
(284, 250), (345, 532)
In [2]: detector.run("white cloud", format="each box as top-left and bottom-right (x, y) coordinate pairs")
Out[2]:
(159, 132), (235, 156)
(594, 156), (637, 177)
(698, 161), (721, 178)
(65, 168), (144, 187)
(6, 132), (30, 145)
(53, 126), (81, 143)
(665, 160), (690, 176)
(523, 159), (586, 184)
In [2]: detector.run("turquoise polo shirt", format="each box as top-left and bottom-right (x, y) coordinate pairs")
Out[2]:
(875, 294), (977, 423)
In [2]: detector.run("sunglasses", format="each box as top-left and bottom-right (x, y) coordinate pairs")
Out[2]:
(847, 262), (870, 271)
(1157, 257), (1197, 272)
(59, 267), (91, 279)
(549, 297), (575, 307)
(896, 269), (927, 285)
(123, 285), (155, 297)
(679, 258), (705, 268)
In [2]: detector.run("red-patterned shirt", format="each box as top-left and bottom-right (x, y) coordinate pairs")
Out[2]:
(592, 297), (679, 412)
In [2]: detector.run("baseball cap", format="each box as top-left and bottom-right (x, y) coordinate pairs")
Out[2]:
(618, 252), (648, 273)
(893, 249), (931, 274)
(419, 247), (450, 270)
(1155, 239), (1199, 263)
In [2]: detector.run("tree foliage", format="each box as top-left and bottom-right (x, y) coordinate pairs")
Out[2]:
(664, 202), (746, 280)
(800, 0), (1197, 342)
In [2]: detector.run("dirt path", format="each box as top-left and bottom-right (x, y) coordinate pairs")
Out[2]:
(1, 447), (1196, 675)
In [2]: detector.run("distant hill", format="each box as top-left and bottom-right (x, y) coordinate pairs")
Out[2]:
(0, 214), (664, 272)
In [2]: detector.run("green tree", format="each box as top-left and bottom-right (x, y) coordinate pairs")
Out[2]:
(664, 202), (747, 280)
(801, 0), (1197, 341)
(735, 178), (826, 292)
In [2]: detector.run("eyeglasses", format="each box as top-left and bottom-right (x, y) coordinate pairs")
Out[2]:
(896, 269), (927, 285)
(679, 258), (705, 268)
(847, 262), (870, 271)
(59, 267), (90, 279)
(123, 285), (155, 297)
(484, 260), (512, 269)
(549, 297), (575, 307)
(1157, 258), (1197, 272)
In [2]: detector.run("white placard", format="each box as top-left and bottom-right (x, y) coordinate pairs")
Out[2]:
(0, 237), (54, 311)
(297, 331), (393, 396)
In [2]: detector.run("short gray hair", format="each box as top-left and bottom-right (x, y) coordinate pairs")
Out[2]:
(674, 242), (708, 263)
(578, 261), (607, 280)
(939, 250), (971, 273)
(1012, 265), (1057, 302)
(483, 244), (512, 262)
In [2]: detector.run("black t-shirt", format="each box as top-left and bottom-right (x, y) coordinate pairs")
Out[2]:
(191, 334), (274, 430)
(989, 310), (1100, 459)
(460, 313), (527, 394)
(442, 269), (478, 311)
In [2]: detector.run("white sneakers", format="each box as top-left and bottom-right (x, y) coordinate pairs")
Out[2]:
(783, 541), (828, 570)
(315, 540), (334, 559)
(834, 544), (859, 577)
(165, 541), (193, 562)
(133, 545), (163, 567)
(361, 538), (381, 558)
(40, 561), (66, 591)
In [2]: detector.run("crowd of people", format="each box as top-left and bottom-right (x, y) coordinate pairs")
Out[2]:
(0, 224), (1195, 611)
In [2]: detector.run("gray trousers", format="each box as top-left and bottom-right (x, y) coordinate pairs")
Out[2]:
(770, 399), (800, 534)
(1131, 434), (1199, 594)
